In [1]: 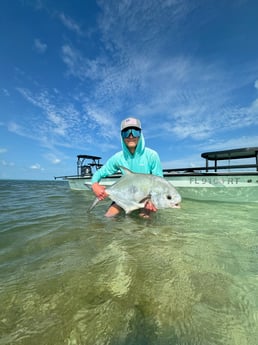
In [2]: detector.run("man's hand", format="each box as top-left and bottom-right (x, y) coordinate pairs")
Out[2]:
(92, 183), (108, 200)
(144, 200), (157, 212)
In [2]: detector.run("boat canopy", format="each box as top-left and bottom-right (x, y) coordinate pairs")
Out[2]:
(77, 155), (102, 176)
(77, 154), (101, 161)
(201, 147), (258, 161)
(163, 147), (258, 174)
(201, 147), (258, 172)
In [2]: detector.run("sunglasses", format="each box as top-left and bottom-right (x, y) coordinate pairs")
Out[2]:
(121, 128), (141, 139)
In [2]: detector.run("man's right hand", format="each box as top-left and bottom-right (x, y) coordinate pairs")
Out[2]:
(92, 183), (108, 200)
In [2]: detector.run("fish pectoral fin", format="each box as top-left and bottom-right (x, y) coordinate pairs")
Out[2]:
(139, 195), (151, 205)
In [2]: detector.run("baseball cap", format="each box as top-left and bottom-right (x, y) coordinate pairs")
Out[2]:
(121, 117), (141, 131)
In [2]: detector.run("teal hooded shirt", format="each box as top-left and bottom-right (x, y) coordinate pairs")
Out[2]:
(91, 132), (163, 183)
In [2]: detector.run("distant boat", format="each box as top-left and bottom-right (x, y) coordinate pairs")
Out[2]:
(54, 147), (258, 203)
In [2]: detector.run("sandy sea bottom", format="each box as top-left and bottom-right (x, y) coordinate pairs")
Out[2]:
(0, 180), (258, 345)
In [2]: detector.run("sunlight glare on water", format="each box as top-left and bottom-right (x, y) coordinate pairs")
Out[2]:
(0, 180), (258, 345)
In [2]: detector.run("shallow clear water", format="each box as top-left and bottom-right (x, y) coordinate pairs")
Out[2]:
(0, 180), (257, 345)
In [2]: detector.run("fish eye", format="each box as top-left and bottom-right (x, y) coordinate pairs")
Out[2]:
(167, 195), (172, 200)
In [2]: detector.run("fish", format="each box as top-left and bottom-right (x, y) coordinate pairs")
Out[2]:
(89, 167), (181, 214)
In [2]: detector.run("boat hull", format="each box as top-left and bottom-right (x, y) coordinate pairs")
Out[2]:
(65, 173), (258, 203)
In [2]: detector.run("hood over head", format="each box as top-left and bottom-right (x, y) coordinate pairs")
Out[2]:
(120, 117), (145, 158)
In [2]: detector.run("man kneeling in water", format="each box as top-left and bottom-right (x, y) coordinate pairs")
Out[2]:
(91, 117), (163, 217)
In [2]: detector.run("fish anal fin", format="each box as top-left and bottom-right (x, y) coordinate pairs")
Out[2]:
(109, 194), (146, 214)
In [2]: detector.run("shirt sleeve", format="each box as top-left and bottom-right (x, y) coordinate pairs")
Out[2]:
(150, 151), (163, 177)
(91, 153), (121, 183)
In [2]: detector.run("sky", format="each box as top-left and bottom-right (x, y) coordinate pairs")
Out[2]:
(1, 0), (258, 180)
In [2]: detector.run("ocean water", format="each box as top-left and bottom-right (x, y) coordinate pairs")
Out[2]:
(0, 179), (258, 345)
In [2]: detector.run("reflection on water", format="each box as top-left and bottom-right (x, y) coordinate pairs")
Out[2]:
(0, 180), (258, 345)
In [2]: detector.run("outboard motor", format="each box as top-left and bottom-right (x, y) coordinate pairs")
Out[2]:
(81, 165), (92, 176)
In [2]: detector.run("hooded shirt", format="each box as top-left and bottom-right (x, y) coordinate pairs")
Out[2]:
(91, 132), (163, 183)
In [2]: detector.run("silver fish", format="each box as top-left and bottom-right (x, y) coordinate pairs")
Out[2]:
(89, 167), (181, 214)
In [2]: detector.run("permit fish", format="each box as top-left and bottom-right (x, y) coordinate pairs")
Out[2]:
(89, 167), (181, 214)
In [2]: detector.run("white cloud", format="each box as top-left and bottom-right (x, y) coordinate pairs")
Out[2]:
(44, 153), (61, 164)
(1, 159), (14, 167)
(61, 44), (106, 82)
(60, 32), (258, 143)
(1, 88), (10, 96)
(88, 1), (258, 143)
(17, 88), (78, 138)
(30, 163), (44, 170)
(52, 158), (61, 164)
(16, 87), (109, 151)
(84, 106), (117, 135)
(34, 38), (47, 53)
(201, 136), (258, 152)
(13, 0), (258, 160)
(8, 121), (24, 135)
(59, 13), (83, 36)
(0, 148), (7, 154)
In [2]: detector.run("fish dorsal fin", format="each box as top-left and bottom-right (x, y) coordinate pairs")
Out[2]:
(119, 166), (133, 175)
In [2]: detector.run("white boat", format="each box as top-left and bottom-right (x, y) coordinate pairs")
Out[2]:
(54, 147), (258, 203)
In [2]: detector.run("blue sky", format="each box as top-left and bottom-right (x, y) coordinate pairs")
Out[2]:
(1, 0), (258, 180)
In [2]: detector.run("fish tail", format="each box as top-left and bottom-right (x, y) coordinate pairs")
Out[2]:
(89, 197), (100, 211)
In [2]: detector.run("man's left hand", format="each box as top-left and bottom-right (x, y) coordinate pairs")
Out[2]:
(144, 200), (157, 212)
